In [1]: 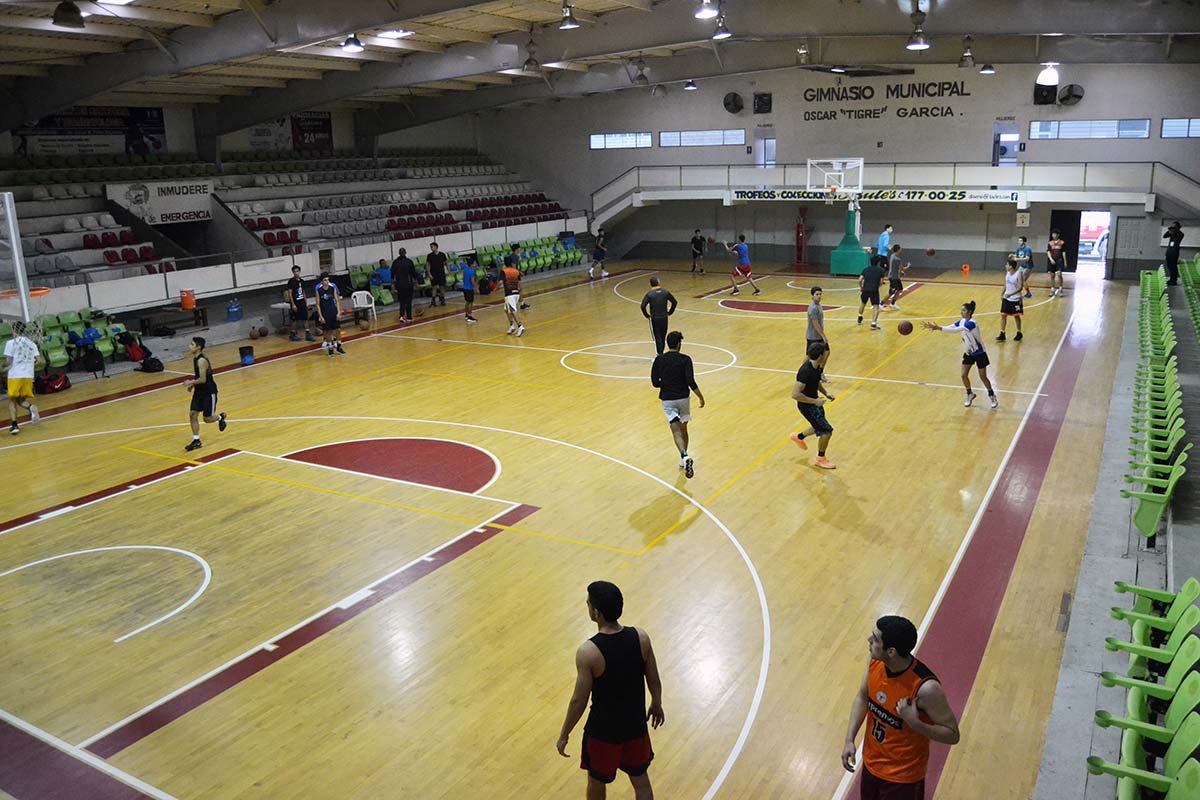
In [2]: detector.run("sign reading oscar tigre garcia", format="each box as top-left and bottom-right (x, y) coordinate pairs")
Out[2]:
(731, 188), (1019, 203)
(106, 179), (214, 225)
(801, 80), (971, 121)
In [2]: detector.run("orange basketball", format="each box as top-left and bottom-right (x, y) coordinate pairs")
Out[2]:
(707, 236), (716, 245)
(898, 320), (914, 336)
(925, 247), (936, 257)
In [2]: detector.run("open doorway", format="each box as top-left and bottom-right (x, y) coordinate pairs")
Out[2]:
(1077, 209), (1110, 279)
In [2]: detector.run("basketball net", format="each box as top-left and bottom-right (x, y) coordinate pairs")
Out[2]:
(0, 287), (52, 345)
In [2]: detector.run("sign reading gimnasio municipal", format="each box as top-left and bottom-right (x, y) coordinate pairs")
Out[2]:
(730, 188), (1020, 203)
(105, 179), (214, 225)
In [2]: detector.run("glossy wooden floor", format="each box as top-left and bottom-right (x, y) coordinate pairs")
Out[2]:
(0, 260), (1125, 799)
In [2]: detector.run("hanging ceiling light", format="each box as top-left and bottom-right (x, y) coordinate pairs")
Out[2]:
(560, 1), (580, 30)
(684, 79), (698, 90)
(830, 65), (847, 73)
(796, 42), (808, 56)
(979, 63), (995, 75)
(523, 36), (540, 71)
(341, 34), (365, 53)
(633, 57), (649, 86)
(905, 11), (930, 51)
(1036, 62), (1060, 85)
(51, 1), (86, 29)
(378, 29), (414, 39)
(958, 35), (975, 68)
(712, 16), (732, 40)
(694, 0), (719, 20)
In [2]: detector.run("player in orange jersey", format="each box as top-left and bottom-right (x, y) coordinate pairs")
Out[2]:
(841, 616), (960, 799)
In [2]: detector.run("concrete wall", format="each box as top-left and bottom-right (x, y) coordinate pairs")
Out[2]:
(378, 115), (480, 151)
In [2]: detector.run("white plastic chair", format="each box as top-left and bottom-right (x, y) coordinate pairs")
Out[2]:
(351, 290), (376, 321)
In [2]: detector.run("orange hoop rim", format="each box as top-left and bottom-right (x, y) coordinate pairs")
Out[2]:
(0, 287), (52, 299)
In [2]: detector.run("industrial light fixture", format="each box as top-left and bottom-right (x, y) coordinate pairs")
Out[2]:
(341, 34), (365, 53)
(958, 35), (975, 69)
(979, 63), (995, 75)
(51, 1), (86, 29)
(560, 0), (580, 30)
(523, 37), (540, 71)
(1036, 62), (1060, 85)
(684, 79), (698, 90)
(905, 11), (930, 51)
(830, 65), (847, 73)
(694, 0), (719, 20)
(633, 57), (649, 86)
(98, 0), (137, 4)
(712, 16), (732, 40)
(378, 29), (414, 39)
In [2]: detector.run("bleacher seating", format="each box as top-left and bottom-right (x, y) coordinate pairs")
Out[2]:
(1087, 574), (1200, 798)
(13, 211), (172, 279)
(0, 308), (143, 379)
(1120, 267), (1189, 540)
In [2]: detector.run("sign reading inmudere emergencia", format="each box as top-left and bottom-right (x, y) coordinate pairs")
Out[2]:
(105, 179), (214, 225)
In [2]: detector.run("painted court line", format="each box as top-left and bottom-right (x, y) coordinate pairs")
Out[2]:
(0, 546), (212, 644)
(832, 311), (1085, 800)
(79, 503), (536, 757)
(382, 332), (1045, 397)
(695, 275), (773, 299)
(0, 708), (175, 800)
(0, 449), (239, 536)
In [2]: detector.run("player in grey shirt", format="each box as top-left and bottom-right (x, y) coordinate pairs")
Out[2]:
(806, 286), (831, 384)
(884, 244), (910, 311)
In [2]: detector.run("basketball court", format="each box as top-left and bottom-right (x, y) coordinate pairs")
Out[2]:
(1, 256), (1123, 798)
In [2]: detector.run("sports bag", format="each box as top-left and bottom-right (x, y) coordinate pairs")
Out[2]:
(140, 357), (164, 373)
(34, 373), (70, 394)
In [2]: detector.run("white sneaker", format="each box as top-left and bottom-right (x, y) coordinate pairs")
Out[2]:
(516, 325), (525, 337)
(870, 323), (881, 330)
(507, 325), (515, 335)
(679, 456), (688, 469)
(989, 394), (999, 409)
(587, 268), (594, 278)
(891, 304), (901, 311)
(29, 404), (39, 424)
(601, 270), (610, 278)
(964, 392), (976, 408)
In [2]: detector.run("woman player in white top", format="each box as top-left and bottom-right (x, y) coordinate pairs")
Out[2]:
(996, 257), (1024, 342)
(921, 300), (998, 408)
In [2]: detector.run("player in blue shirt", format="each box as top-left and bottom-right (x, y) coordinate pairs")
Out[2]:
(876, 225), (893, 261)
(461, 254), (478, 324)
(921, 301), (997, 408)
(1013, 236), (1033, 298)
(723, 234), (761, 295)
(314, 272), (345, 357)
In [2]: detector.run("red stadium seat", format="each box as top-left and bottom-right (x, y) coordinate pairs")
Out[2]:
(244, 217), (258, 230)
(119, 229), (136, 245)
(139, 245), (156, 261)
(83, 233), (100, 248)
(101, 231), (119, 247)
(103, 249), (121, 265)
(282, 245), (293, 256)
(388, 205), (400, 216)
(263, 232), (278, 246)
(120, 247), (138, 262)
(270, 216), (284, 229)
(144, 264), (158, 275)
(289, 229), (299, 243)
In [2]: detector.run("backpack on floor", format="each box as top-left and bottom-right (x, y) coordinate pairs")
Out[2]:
(34, 373), (70, 394)
(124, 341), (148, 362)
(140, 357), (164, 373)
(82, 347), (106, 375)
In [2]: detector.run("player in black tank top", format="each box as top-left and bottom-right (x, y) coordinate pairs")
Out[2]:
(558, 581), (664, 796)
(184, 336), (226, 451)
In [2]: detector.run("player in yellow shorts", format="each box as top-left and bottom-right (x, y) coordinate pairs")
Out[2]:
(4, 321), (43, 435)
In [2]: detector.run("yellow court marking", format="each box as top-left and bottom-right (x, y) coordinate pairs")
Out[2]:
(119, 445), (641, 556)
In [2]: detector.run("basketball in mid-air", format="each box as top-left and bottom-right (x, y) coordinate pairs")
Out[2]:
(925, 247), (936, 256)
(707, 236), (716, 245)
(898, 320), (914, 336)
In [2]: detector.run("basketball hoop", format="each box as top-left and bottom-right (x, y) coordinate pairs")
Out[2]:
(0, 286), (54, 344)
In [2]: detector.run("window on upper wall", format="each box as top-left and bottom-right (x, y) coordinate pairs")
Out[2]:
(1162, 118), (1200, 138)
(658, 129), (746, 147)
(589, 132), (652, 150)
(1028, 119), (1151, 140)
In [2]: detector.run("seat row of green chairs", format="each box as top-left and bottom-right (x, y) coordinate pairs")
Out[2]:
(7, 163), (216, 186)
(1087, 576), (1200, 798)
(477, 237), (583, 274)
(1120, 267), (1188, 540)
(1, 310), (140, 375)
(1179, 254), (1200, 334)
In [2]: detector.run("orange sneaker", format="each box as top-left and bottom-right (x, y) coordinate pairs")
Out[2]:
(790, 432), (807, 450)
(813, 456), (836, 469)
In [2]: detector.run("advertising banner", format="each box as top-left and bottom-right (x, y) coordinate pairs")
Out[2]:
(247, 111), (333, 151)
(730, 188), (1020, 203)
(13, 106), (166, 157)
(106, 179), (214, 225)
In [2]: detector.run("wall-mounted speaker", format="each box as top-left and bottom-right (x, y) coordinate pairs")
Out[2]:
(1033, 84), (1057, 105)
(753, 92), (773, 113)
(723, 92), (744, 114)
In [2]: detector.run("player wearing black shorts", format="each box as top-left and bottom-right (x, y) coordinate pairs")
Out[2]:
(427, 242), (448, 307)
(557, 581), (664, 799)
(790, 340), (837, 469)
(184, 336), (226, 451)
(997, 258), (1024, 342)
(315, 272), (345, 356)
(690, 229), (706, 273)
(284, 265), (313, 342)
(857, 259), (887, 330)
(883, 245), (909, 311)
(1046, 229), (1067, 298)
(922, 301), (997, 408)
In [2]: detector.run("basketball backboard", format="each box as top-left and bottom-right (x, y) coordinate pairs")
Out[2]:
(806, 158), (864, 195)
